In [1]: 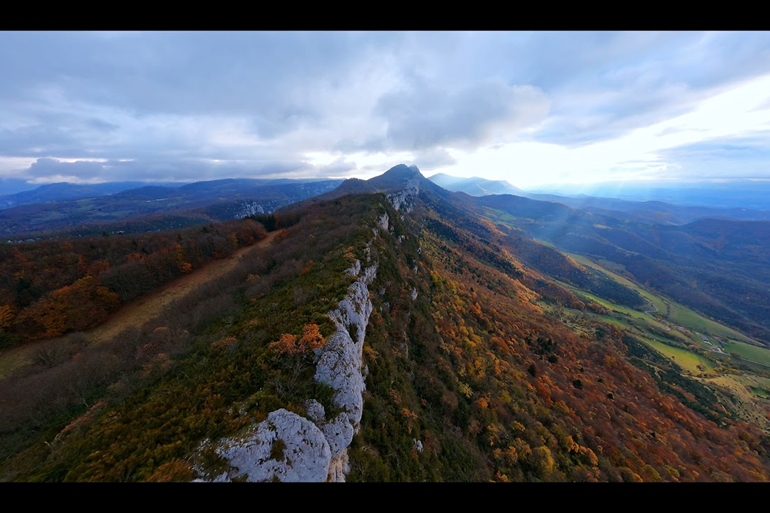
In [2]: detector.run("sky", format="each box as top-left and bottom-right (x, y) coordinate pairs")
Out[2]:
(2, 31), (770, 191)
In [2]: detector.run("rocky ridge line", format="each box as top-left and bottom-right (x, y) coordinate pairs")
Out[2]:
(196, 214), (388, 482)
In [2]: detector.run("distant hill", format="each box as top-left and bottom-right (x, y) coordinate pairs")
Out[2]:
(473, 193), (770, 344)
(522, 192), (770, 224)
(428, 172), (524, 196)
(0, 179), (38, 196)
(4, 163), (770, 482)
(529, 180), (770, 211)
(0, 178), (343, 238)
(0, 181), (185, 210)
(424, 174), (770, 223)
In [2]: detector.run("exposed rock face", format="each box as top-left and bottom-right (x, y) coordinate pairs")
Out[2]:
(345, 259), (362, 277)
(199, 230), (379, 483)
(378, 213), (389, 231)
(235, 201), (265, 218)
(305, 399), (326, 423)
(387, 177), (420, 213)
(314, 260), (377, 480)
(210, 409), (332, 482)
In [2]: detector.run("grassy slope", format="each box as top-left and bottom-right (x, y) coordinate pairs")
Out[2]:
(551, 252), (770, 428)
(570, 255), (770, 367)
(4, 190), (770, 481)
(471, 204), (754, 374)
(643, 338), (715, 374)
(554, 262), (757, 374)
(565, 252), (755, 344)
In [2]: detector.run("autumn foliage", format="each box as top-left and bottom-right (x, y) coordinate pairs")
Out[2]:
(269, 323), (327, 355)
(0, 218), (266, 345)
(347, 189), (770, 482)
(15, 276), (119, 339)
(3, 190), (770, 482)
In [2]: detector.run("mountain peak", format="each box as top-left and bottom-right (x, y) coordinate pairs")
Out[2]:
(299, 163), (443, 208)
(428, 173), (523, 197)
(387, 163), (420, 174)
(382, 163), (422, 179)
(365, 164), (423, 192)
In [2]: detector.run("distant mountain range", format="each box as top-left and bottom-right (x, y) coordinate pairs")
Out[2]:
(4, 170), (770, 341)
(428, 173), (770, 224)
(3, 163), (770, 482)
(329, 169), (770, 345)
(529, 180), (770, 211)
(0, 179), (40, 196)
(472, 193), (770, 344)
(0, 181), (185, 210)
(428, 172), (525, 196)
(6, 174), (770, 236)
(0, 178), (343, 238)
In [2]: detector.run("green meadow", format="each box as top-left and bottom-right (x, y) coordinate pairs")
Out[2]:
(642, 337), (716, 374)
(722, 339), (770, 367)
(565, 253), (756, 344)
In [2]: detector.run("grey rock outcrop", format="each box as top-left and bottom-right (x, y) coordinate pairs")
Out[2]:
(208, 409), (332, 482)
(198, 228), (380, 482)
(387, 177), (420, 213)
(313, 259), (377, 480)
(235, 201), (265, 219)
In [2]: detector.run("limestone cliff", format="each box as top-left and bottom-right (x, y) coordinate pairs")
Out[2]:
(198, 228), (380, 482)
(387, 177), (420, 214)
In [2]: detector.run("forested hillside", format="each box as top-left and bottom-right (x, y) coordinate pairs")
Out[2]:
(0, 219), (267, 347)
(2, 166), (770, 482)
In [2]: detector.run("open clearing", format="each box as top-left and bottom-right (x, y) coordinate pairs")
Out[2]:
(722, 339), (770, 368)
(0, 231), (280, 380)
(701, 374), (770, 430)
(567, 252), (668, 314)
(565, 252), (756, 344)
(642, 337), (715, 375)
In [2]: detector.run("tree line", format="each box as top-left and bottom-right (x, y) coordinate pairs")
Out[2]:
(0, 219), (267, 346)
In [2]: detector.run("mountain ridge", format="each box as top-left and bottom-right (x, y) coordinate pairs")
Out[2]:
(428, 172), (524, 196)
(2, 163), (770, 482)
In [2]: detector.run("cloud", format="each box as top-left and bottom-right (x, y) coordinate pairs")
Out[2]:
(16, 157), (321, 184)
(2, 32), (770, 186)
(537, 81), (698, 146)
(27, 158), (108, 180)
(0, 32), (401, 119)
(411, 148), (457, 171)
(656, 133), (770, 179)
(530, 32), (770, 146)
(376, 78), (549, 151)
(0, 32), (407, 163)
(313, 157), (358, 177)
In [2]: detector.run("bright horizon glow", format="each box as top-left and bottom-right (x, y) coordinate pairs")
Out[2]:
(3, 32), (770, 189)
(373, 72), (770, 188)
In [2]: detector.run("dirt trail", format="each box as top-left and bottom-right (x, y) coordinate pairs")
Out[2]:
(0, 231), (280, 378)
(87, 230), (279, 344)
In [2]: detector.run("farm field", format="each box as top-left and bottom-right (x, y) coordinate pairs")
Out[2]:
(554, 253), (770, 432)
(565, 252), (757, 344)
(642, 336), (716, 375)
(722, 339), (770, 368)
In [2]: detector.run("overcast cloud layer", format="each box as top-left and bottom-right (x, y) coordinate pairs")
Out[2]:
(2, 31), (770, 189)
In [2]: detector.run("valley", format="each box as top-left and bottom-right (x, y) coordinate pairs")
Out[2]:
(529, 249), (770, 432)
(2, 165), (770, 482)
